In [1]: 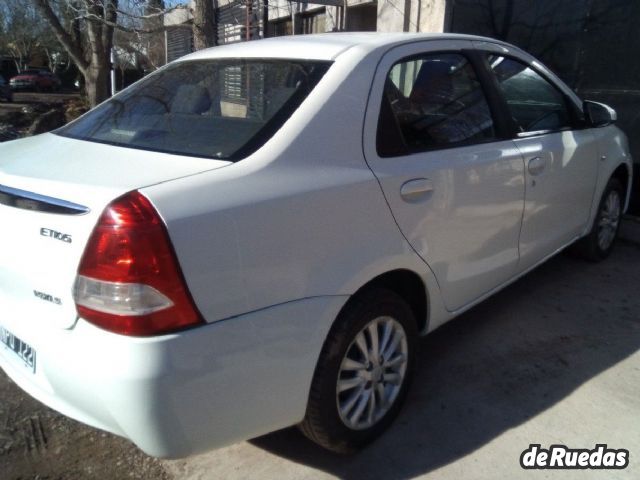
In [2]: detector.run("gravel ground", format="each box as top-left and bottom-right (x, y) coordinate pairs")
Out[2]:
(1, 233), (639, 479)
(0, 378), (168, 479)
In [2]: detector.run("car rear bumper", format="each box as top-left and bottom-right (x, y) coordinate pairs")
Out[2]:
(0, 295), (347, 457)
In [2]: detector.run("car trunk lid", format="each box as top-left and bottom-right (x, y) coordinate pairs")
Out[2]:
(0, 133), (229, 330)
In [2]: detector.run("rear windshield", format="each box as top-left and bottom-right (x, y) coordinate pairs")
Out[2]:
(58, 59), (332, 160)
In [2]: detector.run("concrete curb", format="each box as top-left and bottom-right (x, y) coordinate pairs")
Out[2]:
(620, 215), (640, 245)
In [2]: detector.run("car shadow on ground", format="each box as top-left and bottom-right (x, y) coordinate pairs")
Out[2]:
(249, 244), (640, 479)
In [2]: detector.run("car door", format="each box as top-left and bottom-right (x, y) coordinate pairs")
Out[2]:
(483, 52), (600, 269)
(363, 41), (526, 312)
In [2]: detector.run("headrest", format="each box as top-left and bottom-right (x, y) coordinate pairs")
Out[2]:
(410, 61), (453, 103)
(171, 84), (212, 114)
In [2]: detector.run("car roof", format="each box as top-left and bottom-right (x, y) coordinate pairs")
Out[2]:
(179, 32), (511, 62)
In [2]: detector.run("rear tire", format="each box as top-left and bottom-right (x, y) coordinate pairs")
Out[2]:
(571, 177), (624, 261)
(299, 288), (417, 454)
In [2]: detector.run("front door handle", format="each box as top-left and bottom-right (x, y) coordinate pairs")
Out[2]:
(528, 156), (546, 176)
(400, 178), (433, 203)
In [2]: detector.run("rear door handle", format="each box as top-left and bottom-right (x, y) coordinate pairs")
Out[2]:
(400, 178), (433, 203)
(527, 156), (546, 176)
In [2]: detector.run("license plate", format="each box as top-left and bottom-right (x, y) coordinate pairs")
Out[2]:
(0, 326), (36, 373)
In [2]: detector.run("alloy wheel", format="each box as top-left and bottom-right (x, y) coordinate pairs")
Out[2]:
(336, 316), (409, 430)
(597, 189), (621, 251)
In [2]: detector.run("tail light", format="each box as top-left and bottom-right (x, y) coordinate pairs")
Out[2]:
(73, 191), (203, 336)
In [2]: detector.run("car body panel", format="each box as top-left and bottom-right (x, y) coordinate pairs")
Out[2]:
(180, 32), (484, 62)
(514, 130), (600, 269)
(0, 134), (230, 198)
(9, 70), (60, 90)
(362, 39), (527, 311)
(584, 125), (633, 226)
(143, 162), (428, 325)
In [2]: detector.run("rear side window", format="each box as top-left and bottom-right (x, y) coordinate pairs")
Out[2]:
(378, 52), (495, 156)
(58, 59), (331, 161)
(488, 56), (571, 133)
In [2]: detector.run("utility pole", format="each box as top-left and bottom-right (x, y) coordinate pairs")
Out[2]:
(343, 0), (348, 31)
(291, 1), (298, 35)
(110, 48), (116, 96)
(263, 0), (269, 38)
(246, 0), (252, 41)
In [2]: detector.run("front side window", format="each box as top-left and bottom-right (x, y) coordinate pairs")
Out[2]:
(58, 59), (331, 160)
(379, 52), (495, 155)
(488, 56), (572, 133)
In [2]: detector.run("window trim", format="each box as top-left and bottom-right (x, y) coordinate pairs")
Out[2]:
(375, 49), (506, 158)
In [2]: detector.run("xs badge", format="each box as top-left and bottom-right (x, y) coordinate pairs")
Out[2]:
(40, 227), (72, 243)
(33, 290), (62, 305)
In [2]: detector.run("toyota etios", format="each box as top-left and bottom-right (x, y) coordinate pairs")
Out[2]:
(0, 33), (632, 457)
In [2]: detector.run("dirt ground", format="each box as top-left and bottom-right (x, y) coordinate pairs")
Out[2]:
(1, 232), (639, 479)
(1, 91), (80, 109)
(0, 92), (83, 141)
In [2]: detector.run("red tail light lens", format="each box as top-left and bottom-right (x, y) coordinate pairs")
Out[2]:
(74, 191), (203, 336)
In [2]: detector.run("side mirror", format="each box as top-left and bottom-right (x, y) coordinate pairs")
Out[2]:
(583, 100), (617, 127)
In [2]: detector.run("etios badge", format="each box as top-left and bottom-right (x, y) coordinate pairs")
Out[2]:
(40, 227), (72, 243)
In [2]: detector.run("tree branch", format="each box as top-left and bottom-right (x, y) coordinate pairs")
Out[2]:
(114, 4), (183, 20)
(76, 11), (192, 34)
(32, 0), (89, 72)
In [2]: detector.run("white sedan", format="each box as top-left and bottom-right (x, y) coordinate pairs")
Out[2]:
(0, 33), (632, 457)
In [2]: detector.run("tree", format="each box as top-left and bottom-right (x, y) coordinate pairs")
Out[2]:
(143, 0), (166, 68)
(33, 1), (189, 106)
(33, 0), (118, 106)
(193, 0), (216, 50)
(0, 0), (60, 71)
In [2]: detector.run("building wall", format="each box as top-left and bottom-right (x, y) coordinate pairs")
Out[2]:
(268, 0), (384, 33)
(163, 3), (195, 62)
(377, 0), (449, 33)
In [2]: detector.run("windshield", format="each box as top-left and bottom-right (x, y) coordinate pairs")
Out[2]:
(57, 59), (331, 160)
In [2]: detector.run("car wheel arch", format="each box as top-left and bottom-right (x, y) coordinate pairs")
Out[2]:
(339, 269), (429, 335)
(611, 163), (631, 207)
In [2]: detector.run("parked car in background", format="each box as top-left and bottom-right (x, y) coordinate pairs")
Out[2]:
(0, 33), (633, 458)
(9, 69), (60, 92)
(0, 75), (12, 102)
